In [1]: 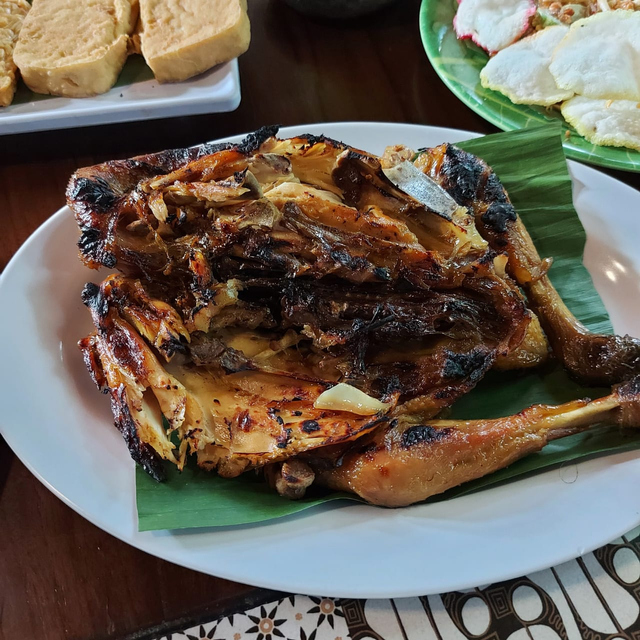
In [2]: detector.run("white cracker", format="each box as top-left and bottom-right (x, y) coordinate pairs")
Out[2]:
(454, 0), (535, 53)
(562, 96), (640, 150)
(549, 11), (640, 101)
(480, 25), (572, 106)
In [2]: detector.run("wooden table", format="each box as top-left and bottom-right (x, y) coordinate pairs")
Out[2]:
(2, 1), (639, 638)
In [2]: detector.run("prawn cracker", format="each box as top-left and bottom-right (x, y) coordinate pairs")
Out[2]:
(550, 10), (640, 101)
(481, 25), (572, 106)
(454, 0), (535, 53)
(562, 96), (640, 151)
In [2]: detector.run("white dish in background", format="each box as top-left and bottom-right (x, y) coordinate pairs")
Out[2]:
(1, 122), (640, 598)
(0, 58), (240, 135)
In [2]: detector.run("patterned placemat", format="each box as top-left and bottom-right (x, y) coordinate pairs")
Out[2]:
(151, 526), (640, 640)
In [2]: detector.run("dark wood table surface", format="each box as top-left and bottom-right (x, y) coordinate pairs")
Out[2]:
(2, 1), (640, 638)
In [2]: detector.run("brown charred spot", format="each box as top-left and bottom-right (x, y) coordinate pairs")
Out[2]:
(434, 388), (453, 400)
(149, 141), (233, 173)
(296, 133), (345, 148)
(219, 348), (254, 374)
(236, 125), (280, 155)
(81, 282), (109, 318)
(442, 349), (493, 383)
(237, 411), (253, 431)
(482, 171), (510, 203)
(481, 202), (517, 234)
(476, 250), (497, 266)
(361, 416), (390, 432)
(276, 428), (293, 449)
(282, 469), (303, 483)
(373, 374), (403, 398)
(329, 248), (372, 272)
(373, 267), (392, 281)
(78, 334), (107, 392)
(332, 154), (365, 206)
(401, 425), (453, 448)
(103, 321), (150, 377)
(301, 420), (320, 433)
(77, 227), (116, 267)
(68, 176), (119, 213)
(435, 145), (516, 235)
(439, 145), (484, 206)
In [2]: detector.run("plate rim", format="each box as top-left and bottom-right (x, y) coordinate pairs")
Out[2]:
(3, 121), (640, 598)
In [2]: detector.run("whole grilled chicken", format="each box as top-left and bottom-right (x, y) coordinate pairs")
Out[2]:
(67, 127), (640, 505)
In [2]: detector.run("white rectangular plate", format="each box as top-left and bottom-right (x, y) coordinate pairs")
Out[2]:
(0, 57), (240, 135)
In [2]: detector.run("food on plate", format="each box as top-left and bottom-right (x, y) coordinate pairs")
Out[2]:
(317, 378), (640, 506)
(4, 0), (250, 104)
(0, 0), (30, 107)
(69, 128), (531, 479)
(67, 127), (640, 506)
(549, 11), (640, 100)
(453, 0), (536, 53)
(480, 26), (572, 106)
(415, 141), (640, 385)
(455, 0), (640, 151)
(137, 0), (250, 83)
(561, 96), (640, 150)
(13, 0), (138, 98)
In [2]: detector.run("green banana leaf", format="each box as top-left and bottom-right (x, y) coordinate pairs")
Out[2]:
(136, 123), (640, 532)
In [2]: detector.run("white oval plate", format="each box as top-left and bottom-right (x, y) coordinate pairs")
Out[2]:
(2, 123), (640, 599)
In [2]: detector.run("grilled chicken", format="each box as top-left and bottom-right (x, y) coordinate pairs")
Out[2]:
(68, 127), (640, 506)
(414, 143), (640, 386)
(313, 376), (640, 507)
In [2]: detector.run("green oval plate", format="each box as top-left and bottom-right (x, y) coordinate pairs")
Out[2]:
(419, 0), (640, 172)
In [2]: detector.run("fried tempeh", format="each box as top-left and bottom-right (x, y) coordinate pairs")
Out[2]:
(0, 0), (30, 106)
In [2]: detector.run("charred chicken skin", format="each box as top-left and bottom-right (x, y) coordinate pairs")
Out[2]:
(67, 127), (640, 505)
(414, 144), (640, 386)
